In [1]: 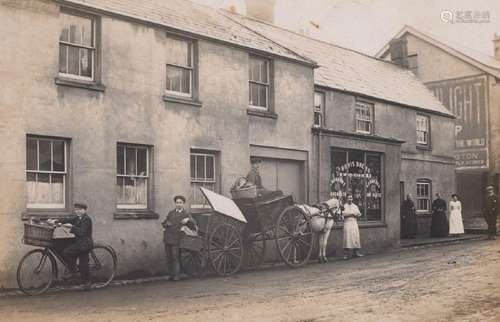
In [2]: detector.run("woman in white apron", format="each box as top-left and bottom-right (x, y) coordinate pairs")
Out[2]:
(342, 193), (363, 259)
(449, 194), (464, 237)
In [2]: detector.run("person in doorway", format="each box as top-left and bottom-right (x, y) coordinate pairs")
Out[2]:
(483, 185), (498, 240)
(342, 193), (363, 259)
(400, 193), (418, 239)
(448, 194), (464, 237)
(430, 193), (449, 237)
(162, 195), (193, 281)
(56, 202), (93, 290)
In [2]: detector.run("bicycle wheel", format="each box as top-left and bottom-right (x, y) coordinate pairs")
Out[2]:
(17, 249), (56, 296)
(89, 244), (117, 288)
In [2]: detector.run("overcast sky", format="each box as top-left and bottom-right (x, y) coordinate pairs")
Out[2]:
(192, 0), (500, 57)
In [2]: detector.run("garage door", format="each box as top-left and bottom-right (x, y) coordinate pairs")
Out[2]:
(258, 158), (305, 203)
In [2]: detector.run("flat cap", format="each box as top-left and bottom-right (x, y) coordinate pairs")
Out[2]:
(74, 202), (88, 210)
(173, 195), (186, 203)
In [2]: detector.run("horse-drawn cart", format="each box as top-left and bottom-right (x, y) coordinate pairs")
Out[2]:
(179, 188), (315, 277)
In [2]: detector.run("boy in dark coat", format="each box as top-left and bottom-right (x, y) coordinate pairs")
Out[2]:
(59, 202), (93, 288)
(162, 195), (193, 281)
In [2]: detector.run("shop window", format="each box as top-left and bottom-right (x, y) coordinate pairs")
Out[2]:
(416, 180), (431, 213)
(58, 11), (96, 80)
(116, 143), (150, 209)
(166, 36), (195, 97)
(416, 114), (430, 147)
(313, 91), (325, 127)
(26, 136), (68, 209)
(330, 148), (383, 222)
(249, 55), (271, 110)
(190, 150), (218, 208)
(355, 101), (373, 134)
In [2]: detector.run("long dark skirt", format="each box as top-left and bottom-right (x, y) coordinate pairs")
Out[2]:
(430, 211), (449, 237)
(401, 213), (418, 238)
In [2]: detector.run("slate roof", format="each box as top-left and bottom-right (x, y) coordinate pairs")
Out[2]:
(58, 0), (315, 66)
(223, 13), (452, 117)
(376, 25), (500, 79)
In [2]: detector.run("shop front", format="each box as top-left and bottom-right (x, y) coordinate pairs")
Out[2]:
(312, 129), (404, 252)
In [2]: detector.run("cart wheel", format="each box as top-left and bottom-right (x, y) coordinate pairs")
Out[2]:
(180, 249), (205, 277)
(243, 229), (267, 269)
(275, 205), (314, 268)
(209, 223), (243, 276)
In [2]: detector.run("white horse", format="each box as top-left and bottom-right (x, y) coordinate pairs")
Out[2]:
(298, 198), (341, 263)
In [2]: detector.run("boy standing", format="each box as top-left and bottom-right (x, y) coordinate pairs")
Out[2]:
(162, 195), (192, 281)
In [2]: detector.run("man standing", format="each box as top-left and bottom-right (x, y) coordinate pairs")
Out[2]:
(400, 193), (418, 239)
(59, 203), (93, 289)
(483, 185), (498, 240)
(162, 195), (192, 281)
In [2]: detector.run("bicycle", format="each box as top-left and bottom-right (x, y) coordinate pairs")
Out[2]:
(17, 222), (118, 296)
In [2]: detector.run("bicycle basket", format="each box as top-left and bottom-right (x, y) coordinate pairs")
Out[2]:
(23, 223), (55, 247)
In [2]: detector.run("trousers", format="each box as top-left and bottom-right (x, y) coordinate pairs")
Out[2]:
(63, 243), (90, 282)
(164, 244), (180, 277)
(486, 215), (497, 236)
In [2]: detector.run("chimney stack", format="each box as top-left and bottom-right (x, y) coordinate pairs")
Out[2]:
(389, 37), (409, 68)
(493, 33), (500, 60)
(244, 0), (276, 24)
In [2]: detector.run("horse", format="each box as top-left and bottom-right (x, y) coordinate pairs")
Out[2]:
(297, 198), (342, 263)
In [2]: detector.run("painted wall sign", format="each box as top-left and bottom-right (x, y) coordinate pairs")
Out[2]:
(426, 75), (489, 170)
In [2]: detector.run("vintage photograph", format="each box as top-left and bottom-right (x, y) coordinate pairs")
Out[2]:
(0, 0), (499, 321)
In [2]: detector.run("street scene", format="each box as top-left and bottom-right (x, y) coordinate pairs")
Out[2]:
(1, 0), (500, 321)
(1, 239), (500, 322)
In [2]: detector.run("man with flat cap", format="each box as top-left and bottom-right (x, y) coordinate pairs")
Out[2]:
(246, 157), (264, 190)
(483, 185), (498, 240)
(57, 202), (93, 289)
(162, 195), (193, 281)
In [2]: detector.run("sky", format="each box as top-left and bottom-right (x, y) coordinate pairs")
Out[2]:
(191, 0), (500, 57)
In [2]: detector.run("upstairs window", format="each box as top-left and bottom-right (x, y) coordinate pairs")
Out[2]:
(59, 11), (95, 80)
(416, 114), (430, 147)
(249, 56), (271, 109)
(166, 36), (194, 97)
(26, 136), (68, 209)
(355, 101), (373, 134)
(314, 91), (325, 127)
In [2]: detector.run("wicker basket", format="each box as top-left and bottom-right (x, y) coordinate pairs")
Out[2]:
(179, 234), (204, 252)
(230, 185), (257, 199)
(23, 223), (55, 247)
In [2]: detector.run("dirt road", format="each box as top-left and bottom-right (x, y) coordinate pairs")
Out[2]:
(1, 239), (499, 322)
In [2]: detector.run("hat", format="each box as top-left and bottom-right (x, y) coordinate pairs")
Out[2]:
(250, 157), (262, 164)
(74, 202), (87, 210)
(173, 195), (186, 203)
(486, 185), (495, 191)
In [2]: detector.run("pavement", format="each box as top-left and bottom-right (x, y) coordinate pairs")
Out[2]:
(1, 235), (499, 321)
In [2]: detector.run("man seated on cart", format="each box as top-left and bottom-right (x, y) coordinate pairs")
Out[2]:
(246, 158), (282, 199)
(49, 202), (93, 289)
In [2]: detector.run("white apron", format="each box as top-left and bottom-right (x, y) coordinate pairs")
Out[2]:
(449, 200), (464, 234)
(342, 203), (361, 249)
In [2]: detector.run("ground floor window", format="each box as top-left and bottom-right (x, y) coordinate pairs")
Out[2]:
(416, 180), (431, 213)
(26, 136), (68, 209)
(190, 150), (218, 208)
(330, 148), (383, 222)
(116, 143), (150, 209)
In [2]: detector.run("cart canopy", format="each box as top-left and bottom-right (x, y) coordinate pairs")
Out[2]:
(200, 187), (248, 223)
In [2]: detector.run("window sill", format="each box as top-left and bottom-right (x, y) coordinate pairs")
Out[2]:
(22, 210), (74, 221)
(162, 95), (202, 107)
(247, 108), (278, 119)
(55, 77), (106, 92)
(113, 209), (159, 220)
(190, 207), (213, 214)
(416, 145), (432, 151)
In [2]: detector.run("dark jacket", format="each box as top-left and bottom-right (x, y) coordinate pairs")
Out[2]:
(60, 214), (93, 251)
(162, 209), (192, 246)
(483, 193), (498, 218)
(246, 168), (263, 189)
